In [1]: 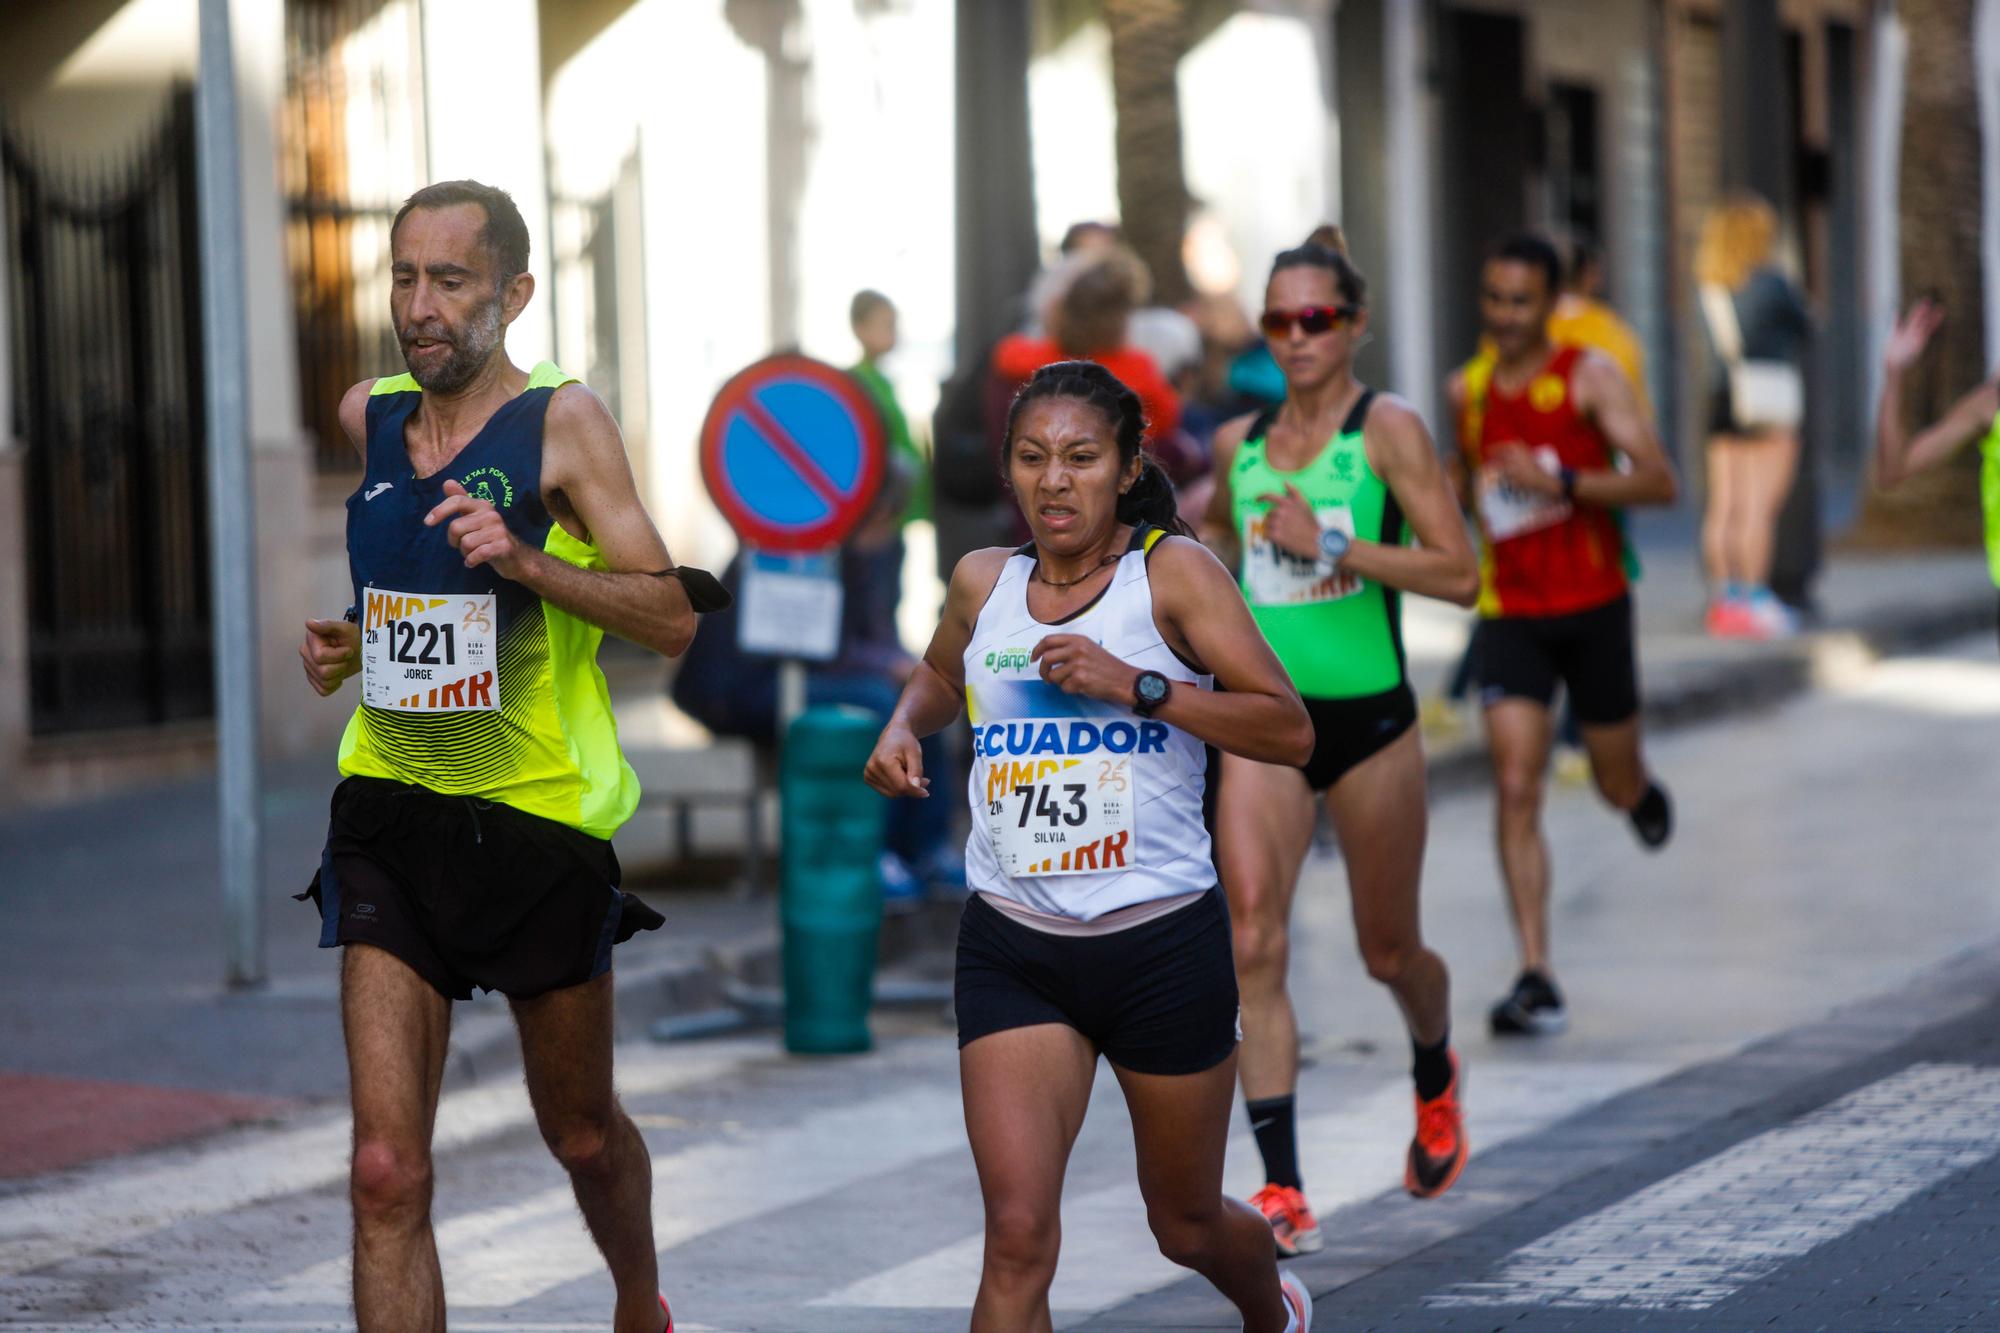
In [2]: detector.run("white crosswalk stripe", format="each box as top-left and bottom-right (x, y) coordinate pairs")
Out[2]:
(816, 1062), (1667, 1314)
(246, 1086), (969, 1309)
(1428, 1062), (2000, 1311)
(0, 1049), (1670, 1327)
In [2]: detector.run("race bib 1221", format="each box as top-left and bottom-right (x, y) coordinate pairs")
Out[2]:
(360, 587), (499, 712)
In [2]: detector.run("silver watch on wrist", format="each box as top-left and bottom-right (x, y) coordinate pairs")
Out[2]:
(1317, 527), (1351, 566)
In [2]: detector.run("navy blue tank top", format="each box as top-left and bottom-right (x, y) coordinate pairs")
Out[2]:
(337, 362), (639, 836)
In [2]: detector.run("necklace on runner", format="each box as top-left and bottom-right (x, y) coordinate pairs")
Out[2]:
(1033, 552), (1120, 590)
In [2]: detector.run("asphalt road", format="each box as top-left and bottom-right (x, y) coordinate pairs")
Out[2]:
(6, 638), (2000, 1331)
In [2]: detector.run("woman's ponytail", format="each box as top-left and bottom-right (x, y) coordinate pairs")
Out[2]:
(1116, 454), (1195, 538)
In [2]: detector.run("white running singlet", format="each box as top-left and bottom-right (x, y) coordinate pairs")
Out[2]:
(962, 530), (1214, 921)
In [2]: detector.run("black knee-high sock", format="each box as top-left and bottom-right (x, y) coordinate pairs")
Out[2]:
(1247, 1094), (1302, 1190)
(1412, 1029), (1453, 1102)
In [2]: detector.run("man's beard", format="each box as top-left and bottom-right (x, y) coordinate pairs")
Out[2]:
(401, 295), (504, 393)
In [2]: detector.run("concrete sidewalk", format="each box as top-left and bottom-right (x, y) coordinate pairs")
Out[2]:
(0, 544), (1989, 1177)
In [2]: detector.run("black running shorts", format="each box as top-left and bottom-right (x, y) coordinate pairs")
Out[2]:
(954, 888), (1239, 1076)
(1299, 685), (1418, 791)
(1471, 594), (1640, 726)
(300, 776), (663, 1001)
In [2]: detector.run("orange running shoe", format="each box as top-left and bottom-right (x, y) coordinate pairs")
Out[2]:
(1249, 1182), (1323, 1257)
(1406, 1051), (1467, 1198)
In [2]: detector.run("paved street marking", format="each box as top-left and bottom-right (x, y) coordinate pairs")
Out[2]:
(0, 1043), (757, 1279)
(1429, 1062), (2000, 1312)
(816, 1062), (1667, 1314)
(245, 1086), (969, 1309)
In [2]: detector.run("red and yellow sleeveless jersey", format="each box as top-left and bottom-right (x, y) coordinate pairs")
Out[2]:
(1459, 345), (1627, 619)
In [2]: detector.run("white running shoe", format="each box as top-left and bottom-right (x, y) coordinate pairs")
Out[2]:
(1279, 1268), (1313, 1331)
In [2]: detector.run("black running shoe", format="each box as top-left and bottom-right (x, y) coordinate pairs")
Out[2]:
(1629, 781), (1672, 850)
(1489, 971), (1567, 1036)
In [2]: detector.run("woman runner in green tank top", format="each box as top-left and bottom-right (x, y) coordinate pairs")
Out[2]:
(1874, 298), (2000, 648)
(1198, 228), (1480, 1250)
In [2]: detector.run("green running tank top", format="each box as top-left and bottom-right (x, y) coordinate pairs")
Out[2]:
(1981, 409), (2000, 588)
(1229, 391), (1408, 699)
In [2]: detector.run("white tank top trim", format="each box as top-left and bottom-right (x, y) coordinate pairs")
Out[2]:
(976, 888), (1207, 937)
(961, 534), (1215, 921)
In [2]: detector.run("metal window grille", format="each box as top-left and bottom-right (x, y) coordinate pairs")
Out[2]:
(4, 92), (213, 735)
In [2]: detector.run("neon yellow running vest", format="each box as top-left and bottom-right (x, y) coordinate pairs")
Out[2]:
(1228, 393), (1407, 699)
(337, 363), (639, 838)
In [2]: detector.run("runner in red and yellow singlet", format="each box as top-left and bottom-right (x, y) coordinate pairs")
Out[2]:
(1446, 232), (1680, 1039)
(1461, 341), (1630, 618)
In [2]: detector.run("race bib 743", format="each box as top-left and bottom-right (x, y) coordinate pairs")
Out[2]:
(974, 717), (1165, 877)
(360, 587), (500, 712)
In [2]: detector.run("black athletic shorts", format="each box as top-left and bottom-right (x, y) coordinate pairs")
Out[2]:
(1471, 593), (1640, 726)
(954, 888), (1239, 1076)
(299, 776), (664, 1001)
(1300, 686), (1417, 791)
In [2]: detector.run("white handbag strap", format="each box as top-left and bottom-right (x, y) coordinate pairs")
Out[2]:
(1699, 283), (1745, 365)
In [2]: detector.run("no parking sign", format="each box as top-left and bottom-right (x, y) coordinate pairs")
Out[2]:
(699, 354), (887, 554)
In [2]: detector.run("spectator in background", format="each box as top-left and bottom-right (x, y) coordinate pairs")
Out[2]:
(987, 247), (1184, 536)
(1695, 194), (1812, 639)
(671, 464), (963, 906)
(849, 290), (926, 625)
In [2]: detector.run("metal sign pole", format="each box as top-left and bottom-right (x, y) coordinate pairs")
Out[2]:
(196, 0), (264, 988)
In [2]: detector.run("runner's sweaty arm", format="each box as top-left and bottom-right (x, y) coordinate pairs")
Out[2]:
(299, 381), (379, 696)
(1196, 413), (1254, 567)
(1282, 396), (1477, 607)
(422, 382), (695, 657)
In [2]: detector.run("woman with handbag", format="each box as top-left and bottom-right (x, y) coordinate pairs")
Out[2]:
(1695, 193), (1812, 638)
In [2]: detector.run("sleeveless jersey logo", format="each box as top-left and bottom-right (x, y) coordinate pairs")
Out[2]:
(1529, 374), (1567, 414)
(984, 647), (1033, 673)
(461, 466), (516, 508)
(1332, 448), (1357, 482)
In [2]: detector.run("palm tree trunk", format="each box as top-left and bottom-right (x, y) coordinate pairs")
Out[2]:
(1105, 0), (1194, 307)
(1852, 0), (1987, 547)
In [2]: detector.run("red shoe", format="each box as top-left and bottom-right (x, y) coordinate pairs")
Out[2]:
(1249, 1182), (1323, 1257)
(661, 1292), (674, 1332)
(1406, 1052), (1467, 1199)
(1705, 599), (1757, 638)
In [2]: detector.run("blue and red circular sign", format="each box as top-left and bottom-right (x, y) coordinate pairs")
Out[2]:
(699, 354), (887, 554)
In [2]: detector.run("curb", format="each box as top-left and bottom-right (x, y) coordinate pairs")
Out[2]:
(447, 588), (1993, 1088)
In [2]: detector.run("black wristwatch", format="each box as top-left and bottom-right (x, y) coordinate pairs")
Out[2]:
(1559, 466), (1579, 501)
(1132, 670), (1171, 718)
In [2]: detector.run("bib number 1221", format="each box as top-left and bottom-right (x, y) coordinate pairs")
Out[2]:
(385, 618), (456, 665)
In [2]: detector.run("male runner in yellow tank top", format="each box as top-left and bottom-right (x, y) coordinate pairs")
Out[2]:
(297, 181), (710, 1333)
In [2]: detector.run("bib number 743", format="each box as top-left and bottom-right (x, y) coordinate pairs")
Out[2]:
(1003, 781), (1088, 829)
(981, 748), (1136, 878)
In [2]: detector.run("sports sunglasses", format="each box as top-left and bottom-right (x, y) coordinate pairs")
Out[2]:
(1259, 304), (1361, 337)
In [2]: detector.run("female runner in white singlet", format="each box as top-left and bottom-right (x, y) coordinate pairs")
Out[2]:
(865, 361), (1315, 1332)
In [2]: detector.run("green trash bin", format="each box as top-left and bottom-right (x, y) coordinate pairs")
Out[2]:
(779, 704), (887, 1054)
